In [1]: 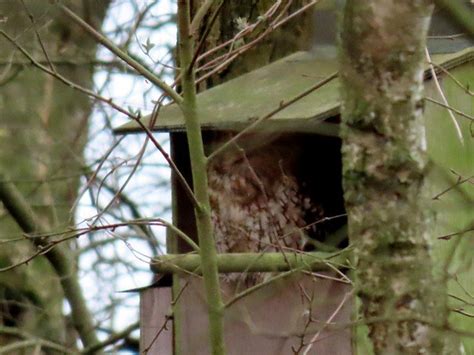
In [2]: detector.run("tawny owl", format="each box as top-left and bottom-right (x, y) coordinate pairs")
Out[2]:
(207, 135), (324, 289)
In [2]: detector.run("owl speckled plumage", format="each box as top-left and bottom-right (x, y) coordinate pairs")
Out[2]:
(208, 136), (324, 289)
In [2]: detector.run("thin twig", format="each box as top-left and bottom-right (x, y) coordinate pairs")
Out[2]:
(158, 218), (200, 252)
(20, 0), (55, 72)
(196, 0), (288, 66)
(57, 4), (182, 105)
(196, 0), (319, 80)
(189, 0), (224, 72)
(0, 218), (199, 272)
(142, 315), (172, 354)
(425, 47), (463, 143)
(432, 174), (474, 200)
(428, 61), (474, 96)
(82, 321), (140, 354)
(302, 290), (353, 355)
(0, 30), (138, 120)
(131, 114), (200, 209)
(91, 148), (145, 227)
(425, 96), (474, 122)
(438, 227), (474, 240)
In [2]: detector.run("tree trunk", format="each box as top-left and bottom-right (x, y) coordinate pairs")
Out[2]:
(0, 0), (109, 348)
(193, 0), (314, 86)
(339, 1), (458, 354)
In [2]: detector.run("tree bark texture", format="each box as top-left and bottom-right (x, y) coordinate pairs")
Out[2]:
(0, 0), (109, 347)
(192, 0), (314, 87)
(340, 1), (457, 354)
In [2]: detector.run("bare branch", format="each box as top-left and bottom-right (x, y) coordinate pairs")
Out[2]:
(58, 4), (183, 105)
(0, 175), (100, 350)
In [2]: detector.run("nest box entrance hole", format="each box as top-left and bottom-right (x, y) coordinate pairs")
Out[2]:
(169, 129), (347, 254)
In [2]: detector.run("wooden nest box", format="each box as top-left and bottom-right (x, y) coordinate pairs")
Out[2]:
(115, 7), (473, 353)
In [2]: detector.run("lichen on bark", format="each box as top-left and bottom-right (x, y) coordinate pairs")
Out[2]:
(339, 1), (459, 354)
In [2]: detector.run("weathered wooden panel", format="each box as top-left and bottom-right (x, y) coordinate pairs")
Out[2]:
(140, 287), (173, 354)
(174, 273), (352, 355)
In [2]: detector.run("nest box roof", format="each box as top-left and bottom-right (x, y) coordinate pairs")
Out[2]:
(114, 47), (473, 135)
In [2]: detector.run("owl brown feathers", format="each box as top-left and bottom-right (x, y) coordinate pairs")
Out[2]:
(207, 135), (324, 289)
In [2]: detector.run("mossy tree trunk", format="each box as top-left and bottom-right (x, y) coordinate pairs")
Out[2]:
(339, 1), (459, 354)
(0, 0), (109, 348)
